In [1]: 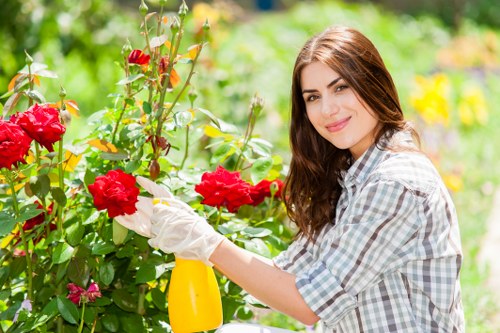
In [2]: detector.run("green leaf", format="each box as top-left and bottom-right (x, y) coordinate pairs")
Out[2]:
(84, 169), (96, 186)
(116, 244), (135, 258)
(150, 288), (167, 311)
(29, 174), (51, 198)
(102, 313), (120, 332)
(111, 289), (137, 312)
(15, 204), (44, 224)
(52, 242), (74, 264)
(135, 263), (167, 284)
(250, 157), (273, 184)
(56, 295), (79, 324)
(117, 74), (145, 85)
(0, 267), (10, 287)
(125, 159), (142, 173)
(26, 89), (46, 104)
(120, 313), (145, 333)
(112, 219), (129, 245)
(237, 306), (254, 320)
(100, 262), (115, 286)
(196, 107), (221, 129)
(91, 241), (116, 255)
(66, 221), (85, 247)
(101, 151), (129, 161)
(240, 238), (271, 258)
(0, 215), (16, 237)
(241, 227), (272, 238)
(51, 187), (67, 207)
(211, 143), (236, 164)
(142, 101), (152, 115)
(67, 257), (90, 287)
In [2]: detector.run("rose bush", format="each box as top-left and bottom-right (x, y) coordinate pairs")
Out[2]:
(0, 1), (292, 332)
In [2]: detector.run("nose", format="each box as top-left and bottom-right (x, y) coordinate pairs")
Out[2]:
(320, 94), (339, 117)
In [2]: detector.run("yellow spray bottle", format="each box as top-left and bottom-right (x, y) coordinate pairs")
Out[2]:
(153, 199), (223, 333)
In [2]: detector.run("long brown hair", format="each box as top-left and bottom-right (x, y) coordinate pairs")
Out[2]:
(283, 26), (417, 241)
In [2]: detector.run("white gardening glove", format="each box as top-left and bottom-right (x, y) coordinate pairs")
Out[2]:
(148, 200), (225, 266)
(114, 196), (154, 237)
(114, 176), (191, 237)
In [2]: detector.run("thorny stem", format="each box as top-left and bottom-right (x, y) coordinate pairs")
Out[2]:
(154, 43), (203, 154)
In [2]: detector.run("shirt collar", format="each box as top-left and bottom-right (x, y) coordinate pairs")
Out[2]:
(341, 130), (415, 188)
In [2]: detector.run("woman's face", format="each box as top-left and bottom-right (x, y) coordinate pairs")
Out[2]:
(301, 61), (380, 160)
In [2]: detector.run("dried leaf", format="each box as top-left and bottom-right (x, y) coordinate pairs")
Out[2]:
(184, 44), (202, 60)
(169, 68), (181, 88)
(63, 151), (82, 172)
(88, 139), (119, 153)
(150, 35), (169, 48)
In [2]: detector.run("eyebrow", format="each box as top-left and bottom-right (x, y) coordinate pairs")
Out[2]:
(302, 77), (342, 94)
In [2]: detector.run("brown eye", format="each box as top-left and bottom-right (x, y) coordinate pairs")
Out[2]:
(305, 95), (319, 102)
(335, 85), (349, 92)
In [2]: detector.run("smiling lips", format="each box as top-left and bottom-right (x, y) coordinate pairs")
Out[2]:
(326, 116), (351, 132)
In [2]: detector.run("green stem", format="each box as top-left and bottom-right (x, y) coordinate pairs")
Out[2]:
(57, 134), (65, 234)
(111, 100), (128, 144)
(137, 284), (146, 315)
(4, 170), (33, 301)
(215, 206), (223, 229)
(77, 302), (86, 333)
(179, 125), (190, 170)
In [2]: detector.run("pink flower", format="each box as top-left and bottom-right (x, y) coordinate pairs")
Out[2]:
(194, 166), (253, 213)
(67, 282), (102, 305)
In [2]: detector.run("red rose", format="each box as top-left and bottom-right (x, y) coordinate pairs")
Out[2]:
(0, 120), (33, 170)
(128, 49), (150, 65)
(249, 179), (284, 206)
(194, 166), (253, 213)
(88, 169), (140, 218)
(67, 283), (85, 305)
(11, 103), (66, 152)
(67, 282), (102, 305)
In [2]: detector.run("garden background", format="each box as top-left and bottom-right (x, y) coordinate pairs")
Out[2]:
(1, 0), (500, 332)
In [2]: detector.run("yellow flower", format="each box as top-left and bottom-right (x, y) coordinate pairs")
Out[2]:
(458, 85), (488, 126)
(443, 173), (463, 193)
(410, 73), (451, 126)
(193, 3), (221, 28)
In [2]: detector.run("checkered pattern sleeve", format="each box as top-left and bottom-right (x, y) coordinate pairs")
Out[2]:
(295, 177), (423, 327)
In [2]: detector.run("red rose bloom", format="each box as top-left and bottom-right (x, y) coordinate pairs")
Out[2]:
(0, 120), (33, 170)
(67, 282), (102, 305)
(11, 103), (66, 152)
(128, 49), (150, 65)
(249, 179), (284, 206)
(67, 283), (85, 305)
(88, 169), (140, 218)
(194, 166), (253, 213)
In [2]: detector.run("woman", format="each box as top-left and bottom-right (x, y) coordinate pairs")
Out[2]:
(117, 26), (465, 332)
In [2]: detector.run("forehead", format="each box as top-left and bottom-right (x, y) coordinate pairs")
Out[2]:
(300, 61), (341, 89)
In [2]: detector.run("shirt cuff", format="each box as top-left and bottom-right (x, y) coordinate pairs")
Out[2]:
(296, 260), (357, 327)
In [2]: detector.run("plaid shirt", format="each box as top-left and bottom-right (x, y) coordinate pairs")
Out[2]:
(274, 132), (464, 332)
